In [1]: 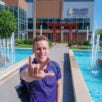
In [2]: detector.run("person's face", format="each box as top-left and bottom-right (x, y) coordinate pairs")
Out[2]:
(33, 40), (49, 63)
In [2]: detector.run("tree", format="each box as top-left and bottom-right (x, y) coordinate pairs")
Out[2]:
(0, 9), (17, 39)
(96, 29), (102, 35)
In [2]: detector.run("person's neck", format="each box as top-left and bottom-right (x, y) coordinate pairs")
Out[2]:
(35, 57), (50, 69)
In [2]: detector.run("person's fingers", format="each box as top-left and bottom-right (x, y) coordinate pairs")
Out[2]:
(44, 72), (55, 77)
(28, 56), (33, 76)
(34, 67), (38, 75)
(29, 56), (32, 68)
(33, 64), (40, 76)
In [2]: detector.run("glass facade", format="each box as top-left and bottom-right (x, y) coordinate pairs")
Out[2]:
(28, 18), (33, 30)
(36, 18), (90, 30)
(26, 0), (33, 2)
(9, 6), (27, 39)
(0, 4), (5, 9)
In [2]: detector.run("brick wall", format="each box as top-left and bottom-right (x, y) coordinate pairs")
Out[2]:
(36, 0), (61, 18)
(18, 0), (27, 11)
(3, 0), (27, 11)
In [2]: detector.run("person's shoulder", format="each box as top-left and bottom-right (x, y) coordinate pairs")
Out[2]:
(50, 60), (60, 67)
(50, 60), (58, 64)
(49, 60), (61, 72)
(19, 64), (29, 73)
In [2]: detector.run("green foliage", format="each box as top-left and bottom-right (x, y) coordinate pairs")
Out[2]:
(49, 40), (52, 46)
(68, 41), (73, 47)
(100, 41), (102, 46)
(78, 46), (90, 49)
(15, 39), (33, 45)
(77, 40), (90, 46)
(82, 40), (90, 45)
(0, 9), (17, 39)
(96, 29), (102, 35)
(15, 39), (24, 44)
(77, 40), (83, 45)
(16, 44), (32, 48)
(24, 39), (33, 45)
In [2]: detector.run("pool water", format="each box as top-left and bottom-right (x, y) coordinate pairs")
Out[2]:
(15, 49), (33, 62)
(73, 50), (102, 102)
(0, 49), (33, 70)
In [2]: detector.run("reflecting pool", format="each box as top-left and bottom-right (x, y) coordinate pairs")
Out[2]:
(74, 50), (102, 102)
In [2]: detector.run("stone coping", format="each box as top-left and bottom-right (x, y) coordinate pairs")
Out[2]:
(69, 49), (92, 102)
(0, 54), (34, 81)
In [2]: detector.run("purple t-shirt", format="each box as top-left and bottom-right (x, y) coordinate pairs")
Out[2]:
(20, 59), (62, 102)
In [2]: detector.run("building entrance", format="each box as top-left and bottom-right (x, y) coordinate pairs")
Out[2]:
(46, 22), (79, 42)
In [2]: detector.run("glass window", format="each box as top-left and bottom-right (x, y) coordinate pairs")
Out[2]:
(77, 18), (83, 23)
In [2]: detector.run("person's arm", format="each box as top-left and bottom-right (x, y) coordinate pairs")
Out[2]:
(57, 79), (62, 102)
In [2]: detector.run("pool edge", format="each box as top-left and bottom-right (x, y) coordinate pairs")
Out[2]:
(69, 49), (92, 102)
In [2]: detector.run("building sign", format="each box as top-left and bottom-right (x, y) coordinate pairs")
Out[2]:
(67, 8), (88, 17)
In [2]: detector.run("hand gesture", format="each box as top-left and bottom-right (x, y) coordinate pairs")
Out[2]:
(28, 56), (55, 80)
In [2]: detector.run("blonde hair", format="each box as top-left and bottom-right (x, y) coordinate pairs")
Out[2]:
(33, 35), (49, 48)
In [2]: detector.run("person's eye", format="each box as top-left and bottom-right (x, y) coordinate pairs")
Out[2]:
(37, 48), (41, 51)
(43, 47), (47, 50)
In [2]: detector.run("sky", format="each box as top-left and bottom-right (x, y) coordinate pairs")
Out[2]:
(94, 0), (102, 28)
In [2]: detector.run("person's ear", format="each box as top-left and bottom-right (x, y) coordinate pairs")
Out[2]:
(48, 47), (50, 54)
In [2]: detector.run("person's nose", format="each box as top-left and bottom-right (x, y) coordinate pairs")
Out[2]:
(40, 48), (44, 54)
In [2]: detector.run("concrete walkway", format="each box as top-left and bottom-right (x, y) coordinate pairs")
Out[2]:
(0, 44), (75, 102)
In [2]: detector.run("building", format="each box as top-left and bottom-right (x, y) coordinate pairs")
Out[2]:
(63, 0), (94, 42)
(27, 0), (63, 41)
(27, 0), (94, 42)
(0, 0), (5, 10)
(2, 0), (28, 39)
(0, 0), (5, 6)
(1, 0), (94, 42)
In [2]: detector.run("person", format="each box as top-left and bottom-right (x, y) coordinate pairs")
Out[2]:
(20, 35), (62, 102)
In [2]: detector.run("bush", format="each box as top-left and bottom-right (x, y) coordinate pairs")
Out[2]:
(82, 40), (90, 45)
(68, 41), (73, 47)
(49, 40), (52, 46)
(77, 40), (83, 45)
(100, 41), (102, 46)
(24, 39), (33, 45)
(15, 39), (24, 45)
(15, 39), (33, 45)
(77, 40), (90, 46)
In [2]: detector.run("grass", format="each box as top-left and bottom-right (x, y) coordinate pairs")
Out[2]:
(73, 45), (91, 49)
(71, 45), (102, 50)
(16, 44), (32, 48)
(15, 44), (53, 48)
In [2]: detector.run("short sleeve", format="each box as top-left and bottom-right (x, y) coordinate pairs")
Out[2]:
(56, 63), (62, 81)
(51, 61), (62, 81)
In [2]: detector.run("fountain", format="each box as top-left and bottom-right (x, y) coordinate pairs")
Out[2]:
(0, 33), (15, 70)
(91, 30), (100, 68)
(73, 29), (102, 102)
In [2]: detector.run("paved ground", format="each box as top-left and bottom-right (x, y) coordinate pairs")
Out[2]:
(0, 44), (75, 102)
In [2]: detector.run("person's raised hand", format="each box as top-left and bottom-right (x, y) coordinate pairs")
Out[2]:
(28, 56), (55, 80)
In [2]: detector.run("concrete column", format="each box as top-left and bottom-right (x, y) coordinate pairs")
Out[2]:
(69, 27), (72, 41)
(61, 27), (64, 42)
